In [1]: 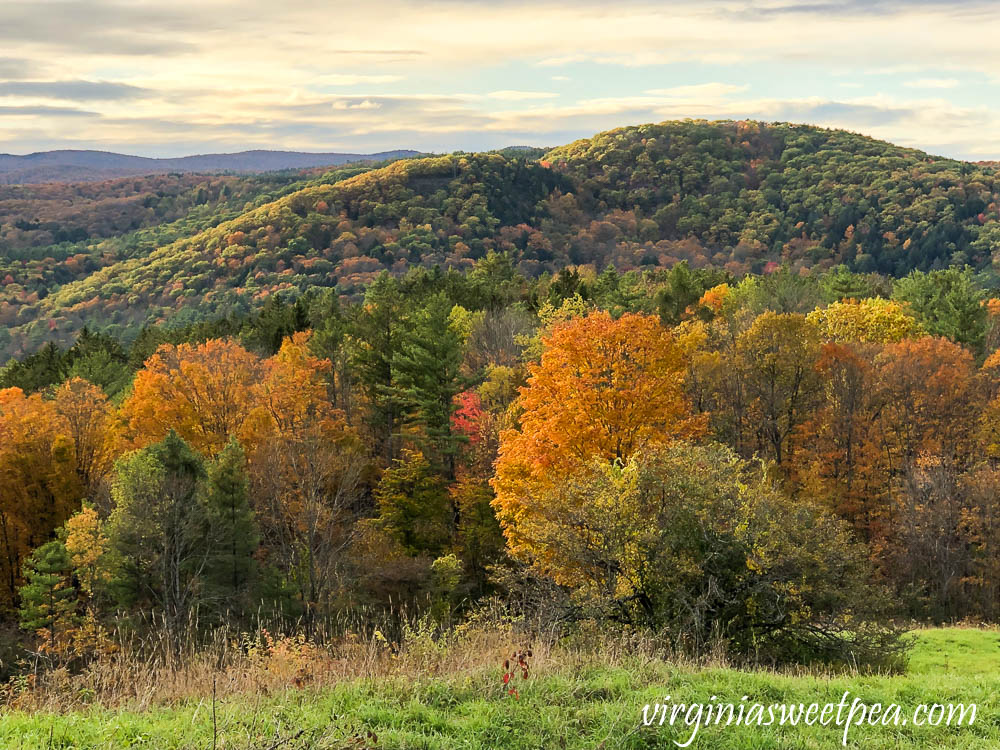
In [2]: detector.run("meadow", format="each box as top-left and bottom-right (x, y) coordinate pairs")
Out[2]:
(2, 627), (998, 749)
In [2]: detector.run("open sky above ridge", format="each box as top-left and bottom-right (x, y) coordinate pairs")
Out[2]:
(1, 0), (998, 159)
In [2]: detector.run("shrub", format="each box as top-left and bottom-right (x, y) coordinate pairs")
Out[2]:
(509, 441), (907, 669)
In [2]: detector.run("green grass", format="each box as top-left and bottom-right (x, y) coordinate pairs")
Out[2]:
(2, 628), (999, 749)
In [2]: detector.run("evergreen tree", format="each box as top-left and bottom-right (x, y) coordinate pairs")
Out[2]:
(393, 292), (466, 477)
(375, 450), (454, 557)
(107, 431), (208, 650)
(351, 273), (406, 463)
(203, 438), (259, 618)
(18, 541), (77, 649)
(309, 290), (353, 417)
(245, 294), (310, 355)
(893, 267), (987, 353)
(0, 341), (66, 393)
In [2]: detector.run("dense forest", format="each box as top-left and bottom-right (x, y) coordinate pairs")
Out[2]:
(2, 252), (1000, 681)
(2, 119), (999, 364)
(4, 120), (1000, 696)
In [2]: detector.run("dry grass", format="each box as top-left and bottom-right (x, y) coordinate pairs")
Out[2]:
(2, 603), (712, 713)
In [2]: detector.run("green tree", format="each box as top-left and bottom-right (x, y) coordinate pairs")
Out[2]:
(107, 431), (208, 650)
(375, 450), (454, 557)
(18, 540), (76, 650)
(893, 268), (987, 353)
(351, 273), (406, 463)
(393, 292), (466, 477)
(517, 441), (905, 668)
(202, 438), (258, 618)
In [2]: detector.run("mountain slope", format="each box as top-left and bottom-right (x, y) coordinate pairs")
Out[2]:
(0, 149), (421, 184)
(2, 119), (999, 360)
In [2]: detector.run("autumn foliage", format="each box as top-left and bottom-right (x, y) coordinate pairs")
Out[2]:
(492, 311), (703, 569)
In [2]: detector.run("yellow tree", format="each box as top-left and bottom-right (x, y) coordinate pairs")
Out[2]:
(248, 333), (366, 623)
(736, 312), (823, 468)
(120, 339), (263, 456)
(54, 378), (117, 499)
(806, 298), (924, 344)
(492, 311), (703, 567)
(0, 388), (82, 605)
(63, 504), (110, 598)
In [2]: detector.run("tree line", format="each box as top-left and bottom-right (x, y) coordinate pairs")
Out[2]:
(2, 256), (1000, 673)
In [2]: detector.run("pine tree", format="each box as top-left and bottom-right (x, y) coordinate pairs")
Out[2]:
(18, 541), (77, 650)
(375, 450), (454, 556)
(351, 273), (406, 463)
(392, 292), (466, 477)
(203, 438), (259, 618)
(107, 431), (208, 650)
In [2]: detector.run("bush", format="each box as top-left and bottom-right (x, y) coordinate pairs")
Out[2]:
(512, 441), (907, 669)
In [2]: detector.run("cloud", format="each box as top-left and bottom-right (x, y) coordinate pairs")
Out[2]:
(332, 99), (382, 110)
(0, 80), (150, 101)
(645, 83), (750, 98)
(0, 104), (97, 117)
(322, 48), (427, 59)
(0, 0), (998, 159)
(903, 77), (960, 88)
(316, 74), (405, 85)
(486, 90), (559, 100)
(0, 1), (201, 55)
(0, 57), (40, 79)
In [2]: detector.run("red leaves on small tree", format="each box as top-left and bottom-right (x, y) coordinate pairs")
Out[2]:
(502, 647), (532, 699)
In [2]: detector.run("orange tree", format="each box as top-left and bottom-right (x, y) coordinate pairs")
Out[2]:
(119, 338), (263, 456)
(491, 311), (703, 572)
(0, 388), (82, 605)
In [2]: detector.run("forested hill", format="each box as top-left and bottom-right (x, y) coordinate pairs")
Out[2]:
(2, 119), (999, 360)
(0, 148), (422, 185)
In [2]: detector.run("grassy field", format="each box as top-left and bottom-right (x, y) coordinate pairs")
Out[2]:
(2, 628), (999, 749)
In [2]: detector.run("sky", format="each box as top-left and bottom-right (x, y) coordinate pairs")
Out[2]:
(1, 0), (999, 159)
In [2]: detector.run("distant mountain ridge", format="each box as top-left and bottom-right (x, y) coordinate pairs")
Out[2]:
(3, 119), (1000, 363)
(0, 148), (422, 185)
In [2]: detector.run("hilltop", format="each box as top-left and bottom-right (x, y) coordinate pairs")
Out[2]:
(2, 119), (999, 360)
(0, 148), (422, 185)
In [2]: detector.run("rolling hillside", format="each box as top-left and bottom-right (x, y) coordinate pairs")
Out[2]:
(0, 148), (421, 185)
(2, 119), (999, 361)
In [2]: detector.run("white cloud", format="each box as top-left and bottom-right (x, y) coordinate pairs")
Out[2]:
(645, 83), (749, 98)
(903, 78), (960, 89)
(0, 1), (998, 158)
(486, 90), (559, 101)
(332, 99), (381, 110)
(317, 74), (404, 85)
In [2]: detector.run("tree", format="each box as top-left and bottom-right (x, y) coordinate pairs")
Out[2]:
(18, 540), (77, 655)
(655, 261), (727, 324)
(248, 333), (366, 625)
(393, 293), (466, 477)
(202, 438), (258, 619)
(120, 339), (262, 457)
(797, 342), (882, 535)
(64, 327), (130, 397)
(806, 298), (923, 344)
(502, 441), (904, 668)
(735, 312), (823, 467)
(53, 378), (116, 501)
(493, 311), (703, 564)
(893, 268), (987, 353)
(0, 388), (81, 605)
(107, 432), (209, 651)
(452, 477), (505, 592)
(350, 273), (406, 463)
(873, 337), (978, 470)
(63, 503), (110, 601)
(375, 450), (454, 557)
